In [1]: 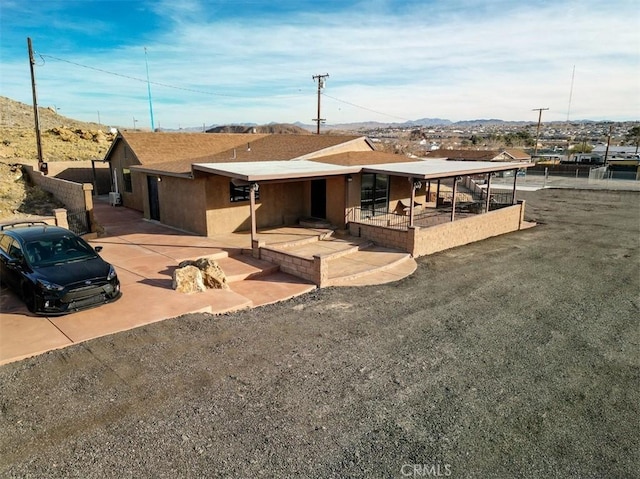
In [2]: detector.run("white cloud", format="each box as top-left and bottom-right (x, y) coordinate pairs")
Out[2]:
(2, 0), (638, 127)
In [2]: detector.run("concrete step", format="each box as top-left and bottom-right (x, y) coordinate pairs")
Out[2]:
(325, 246), (417, 287)
(269, 234), (372, 260)
(216, 254), (280, 283)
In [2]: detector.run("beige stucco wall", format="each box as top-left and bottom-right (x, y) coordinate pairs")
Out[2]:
(108, 140), (145, 212)
(348, 201), (526, 258)
(410, 202), (525, 257)
(325, 176), (347, 227)
(204, 176), (309, 235)
(158, 175), (208, 235)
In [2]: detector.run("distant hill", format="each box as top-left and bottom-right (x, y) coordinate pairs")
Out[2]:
(0, 96), (115, 162)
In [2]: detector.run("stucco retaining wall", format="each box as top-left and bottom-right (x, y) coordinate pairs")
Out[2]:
(348, 201), (526, 258)
(257, 243), (327, 286)
(23, 164), (93, 213)
(411, 202), (525, 257)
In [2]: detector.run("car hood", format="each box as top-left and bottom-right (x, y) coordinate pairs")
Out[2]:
(33, 257), (113, 286)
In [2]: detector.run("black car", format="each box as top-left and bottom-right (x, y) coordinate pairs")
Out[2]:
(0, 221), (121, 315)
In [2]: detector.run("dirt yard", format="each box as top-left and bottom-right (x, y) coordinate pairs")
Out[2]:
(0, 188), (638, 478)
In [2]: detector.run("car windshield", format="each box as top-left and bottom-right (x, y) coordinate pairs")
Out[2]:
(25, 235), (97, 267)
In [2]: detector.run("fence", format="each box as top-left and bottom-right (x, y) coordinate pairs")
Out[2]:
(66, 209), (90, 235)
(23, 164), (95, 234)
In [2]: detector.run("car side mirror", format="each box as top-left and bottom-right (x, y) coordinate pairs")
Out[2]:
(7, 257), (21, 267)
(94, 246), (103, 253)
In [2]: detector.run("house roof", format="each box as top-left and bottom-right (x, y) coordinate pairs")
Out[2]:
(425, 149), (500, 161)
(114, 131), (270, 165)
(192, 158), (530, 183)
(363, 159), (531, 180)
(502, 148), (531, 160)
(193, 160), (361, 182)
(313, 151), (422, 166)
(117, 132), (529, 182)
(118, 132), (369, 176)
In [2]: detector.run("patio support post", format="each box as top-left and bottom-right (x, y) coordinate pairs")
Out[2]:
(451, 176), (458, 222)
(427, 180), (431, 203)
(485, 172), (492, 213)
(249, 183), (259, 243)
(409, 178), (421, 228)
(436, 180), (441, 206)
(511, 169), (517, 204)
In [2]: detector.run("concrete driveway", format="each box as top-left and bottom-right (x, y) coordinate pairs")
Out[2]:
(1, 201), (317, 365)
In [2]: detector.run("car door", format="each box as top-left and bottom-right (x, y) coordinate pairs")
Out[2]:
(0, 235), (24, 290)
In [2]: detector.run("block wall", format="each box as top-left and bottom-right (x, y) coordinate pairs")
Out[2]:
(24, 164), (92, 212)
(411, 202), (524, 257)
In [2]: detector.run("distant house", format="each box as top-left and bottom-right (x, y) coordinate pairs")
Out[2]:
(104, 131), (532, 269)
(425, 148), (531, 162)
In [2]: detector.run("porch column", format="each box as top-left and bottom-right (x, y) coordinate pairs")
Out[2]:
(511, 169), (517, 204)
(426, 180), (431, 203)
(249, 182), (259, 243)
(409, 178), (420, 227)
(436, 179), (441, 206)
(484, 172), (492, 213)
(450, 176), (458, 222)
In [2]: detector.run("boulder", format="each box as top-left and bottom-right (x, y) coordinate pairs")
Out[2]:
(172, 265), (206, 293)
(174, 257), (229, 292)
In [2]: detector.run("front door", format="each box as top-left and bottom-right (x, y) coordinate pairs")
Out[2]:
(310, 179), (326, 219)
(147, 176), (160, 221)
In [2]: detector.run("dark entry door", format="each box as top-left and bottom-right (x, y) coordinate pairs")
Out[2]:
(310, 179), (326, 219)
(147, 176), (160, 221)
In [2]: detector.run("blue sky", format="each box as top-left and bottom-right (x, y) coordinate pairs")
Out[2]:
(1, 0), (638, 129)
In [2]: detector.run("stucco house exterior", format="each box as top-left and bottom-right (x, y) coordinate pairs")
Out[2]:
(104, 131), (532, 274)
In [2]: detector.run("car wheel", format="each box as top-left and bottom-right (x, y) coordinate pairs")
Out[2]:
(23, 286), (38, 313)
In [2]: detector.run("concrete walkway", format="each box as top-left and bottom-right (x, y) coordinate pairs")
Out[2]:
(0, 201), (416, 365)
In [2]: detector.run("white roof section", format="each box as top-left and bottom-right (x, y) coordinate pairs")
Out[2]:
(192, 158), (528, 182)
(193, 160), (360, 182)
(363, 159), (529, 179)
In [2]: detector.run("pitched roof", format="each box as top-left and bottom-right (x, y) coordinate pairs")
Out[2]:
(192, 134), (366, 162)
(122, 133), (369, 175)
(502, 149), (531, 160)
(314, 151), (421, 166)
(116, 131), (269, 165)
(425, 149), (500, 161)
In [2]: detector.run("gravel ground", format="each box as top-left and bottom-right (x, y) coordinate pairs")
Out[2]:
(1, 188), (638, 478)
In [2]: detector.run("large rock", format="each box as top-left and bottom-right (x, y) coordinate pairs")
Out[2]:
(172, 265), (206, 293)
(173, 258), (229, 292)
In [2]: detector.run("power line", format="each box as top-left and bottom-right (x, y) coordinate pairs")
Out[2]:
(38, 53), (243, 98)
(38, 52), (417, 125)
(322, 92), (412, 122)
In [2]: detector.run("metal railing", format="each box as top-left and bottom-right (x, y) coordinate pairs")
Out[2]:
(348, 207), (411, 230)
(66, 210), (90, 235)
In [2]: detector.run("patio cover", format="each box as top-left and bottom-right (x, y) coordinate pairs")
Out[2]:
(192, 158), (529, 182)
(193, 160), (360, 182)
(362, 159), (530, 179)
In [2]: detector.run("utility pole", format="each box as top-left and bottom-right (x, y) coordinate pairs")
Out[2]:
(604, 123), (613, 165)
(532, 107), (549, 157)
(27, 37), (45, 173)
(312, 73), (329, 134)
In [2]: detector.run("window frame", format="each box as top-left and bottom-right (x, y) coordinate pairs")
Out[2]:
(229, 183), (260, 203)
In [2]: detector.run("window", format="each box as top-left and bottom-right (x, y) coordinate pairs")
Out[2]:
(360, 173), (389, 216)
(122, 168), (132, 193)
(230, 183), (259, 203)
